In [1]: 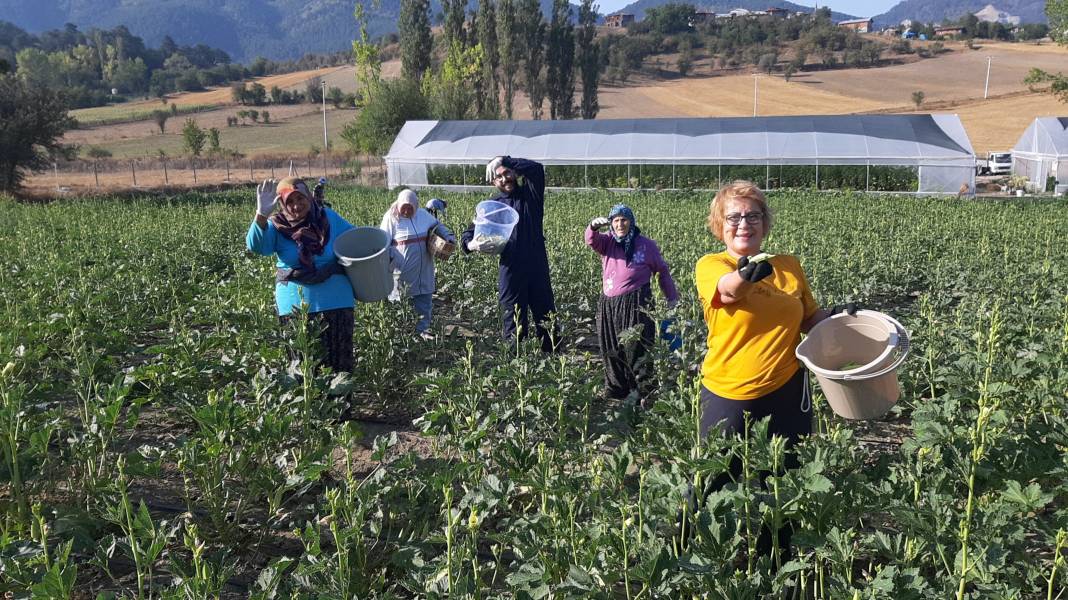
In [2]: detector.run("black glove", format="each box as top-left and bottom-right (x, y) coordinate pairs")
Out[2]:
(829, 302), (860, 316)
(276, 262), (344, 285)
(737, 255), (773, 283)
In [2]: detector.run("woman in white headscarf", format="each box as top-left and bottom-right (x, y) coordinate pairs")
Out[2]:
(380, 189), (454, 339)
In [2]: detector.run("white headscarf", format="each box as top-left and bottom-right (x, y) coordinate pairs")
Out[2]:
(390, 189), (419, 219)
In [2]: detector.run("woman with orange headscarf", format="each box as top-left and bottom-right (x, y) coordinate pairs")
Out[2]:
(246, 177), (356, 372)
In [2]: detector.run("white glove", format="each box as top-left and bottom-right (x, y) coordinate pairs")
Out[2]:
(466, 238), (484, 253)
(485, 156), (505, 183)
(256, 178), (278, 217)
(590, 216), (610, 231)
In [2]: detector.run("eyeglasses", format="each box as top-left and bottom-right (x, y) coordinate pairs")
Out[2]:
(725, 212), (764, 226)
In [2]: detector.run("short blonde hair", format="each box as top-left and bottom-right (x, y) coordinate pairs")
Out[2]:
(707, 180), (773, 242)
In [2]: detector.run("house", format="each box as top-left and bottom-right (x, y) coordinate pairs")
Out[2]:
(765, 7), (789, 18)
(838, 18), (873, 33)
(604, 13), (634, 27)
(692, 8), (717, 24)
(934, 26), (964, 38)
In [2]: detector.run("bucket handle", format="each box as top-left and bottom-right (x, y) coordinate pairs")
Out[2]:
(841, 314), (911, 381)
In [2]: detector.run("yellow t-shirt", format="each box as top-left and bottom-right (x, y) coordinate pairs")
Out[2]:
(695, 252), (818, 400)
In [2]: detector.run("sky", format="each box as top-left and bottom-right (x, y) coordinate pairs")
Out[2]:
(595, 0), (902, 18)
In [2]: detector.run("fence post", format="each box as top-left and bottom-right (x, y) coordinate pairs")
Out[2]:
(249, 160), (253, 182)
(226, 161), (230, 183)
(53, 162), (59, 191)
(192, 159), (197, 184)
(93, 162), (99, 188)
(163, 159), (169, 185)
(131, 161), (137, 187)
(271, 164), (275, 179)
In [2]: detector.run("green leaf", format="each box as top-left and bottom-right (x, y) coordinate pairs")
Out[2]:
(1001, 480), (1053, 512)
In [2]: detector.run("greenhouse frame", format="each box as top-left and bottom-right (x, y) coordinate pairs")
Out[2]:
(385, 115), (976, 195)
(1012, 117), (1068, 194)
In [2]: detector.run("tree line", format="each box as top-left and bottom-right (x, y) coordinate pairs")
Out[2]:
(0, 21), (352, 109)
(342, 0), (602, 155)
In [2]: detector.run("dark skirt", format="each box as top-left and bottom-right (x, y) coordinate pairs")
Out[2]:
(279, 307), (355, 373)
(596, 284), (655, 400)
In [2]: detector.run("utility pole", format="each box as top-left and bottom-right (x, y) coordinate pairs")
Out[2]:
(983, 56), (992, 99)
(753, 74), (758, 116)
(321, 80), (328, 151)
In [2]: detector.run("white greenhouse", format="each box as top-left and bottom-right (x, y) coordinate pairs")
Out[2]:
(1012, 117), (1068, 194)
(385, 115), (976, 195)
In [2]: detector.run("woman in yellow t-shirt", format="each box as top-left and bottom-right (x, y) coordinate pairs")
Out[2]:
(692, 180), (853, 562)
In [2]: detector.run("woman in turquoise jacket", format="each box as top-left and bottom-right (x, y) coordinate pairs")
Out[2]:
(246, 177), (355, 372)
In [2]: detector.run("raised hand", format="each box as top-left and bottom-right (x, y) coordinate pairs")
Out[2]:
(256, 178), (278, 217)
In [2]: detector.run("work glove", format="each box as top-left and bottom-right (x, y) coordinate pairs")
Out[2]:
(590, 216), (610, 231)
(485, 156), (505, 183)
(829, 302), (860, 316)
(737, 255), (773, 283)
(256, 178), (278, 217)
(466, 238), (485, 253)
(313, 177), (326, 201)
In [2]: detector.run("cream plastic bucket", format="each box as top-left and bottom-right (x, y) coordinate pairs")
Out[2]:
(796, 310), (910, 420)
(333, 227), (392, 303)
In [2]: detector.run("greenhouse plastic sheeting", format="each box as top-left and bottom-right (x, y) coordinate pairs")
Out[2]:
(386, 115), (976, 194)
(1012, 117), (1068, 191)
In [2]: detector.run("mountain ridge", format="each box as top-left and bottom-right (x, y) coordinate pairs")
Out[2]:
(0, 0), (573, 63)
(871, 0), (1047, 28)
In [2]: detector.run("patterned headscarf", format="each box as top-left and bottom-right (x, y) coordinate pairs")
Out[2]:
(270, 177), (330, 272)
(390, 189), (419, 219)
(608, 204), (641, 264)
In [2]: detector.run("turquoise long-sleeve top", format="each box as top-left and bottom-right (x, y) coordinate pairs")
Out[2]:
(246, 207), (355, 316)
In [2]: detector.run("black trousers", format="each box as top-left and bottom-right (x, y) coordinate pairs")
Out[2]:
(697, 369), (811, 562)
(596, 285), (655, 400)
(499, 275), (559, 353)
(279, 307), (354, 373)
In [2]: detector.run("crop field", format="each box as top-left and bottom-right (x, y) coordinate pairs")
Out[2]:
(0, 187), (1065, 598)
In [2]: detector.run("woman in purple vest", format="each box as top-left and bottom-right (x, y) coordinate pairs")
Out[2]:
(586, 204), (679, 407)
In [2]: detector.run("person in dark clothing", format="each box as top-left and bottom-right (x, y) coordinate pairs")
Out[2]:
(461, 156), (560, 352)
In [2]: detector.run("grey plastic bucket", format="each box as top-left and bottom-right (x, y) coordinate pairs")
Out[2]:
(333, 227), (391, 303)
(795, 310), (910, 420)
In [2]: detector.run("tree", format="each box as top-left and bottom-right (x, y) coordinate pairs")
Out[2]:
(497, 0), (519, 118)
(1022, 0), (1067, 103)
(181, 118), (207, 156)
(423, 42), (484, 119)
(576, 0), (600, 119)
(152, 109), (169, 134)
(476, 0), (501, 118)
(677, 38), (694, 76)
(341, 78), (429, 155)
(783, 63), (796, 82)
(0, 74), (76, 191)
(208, 127), (221, 154)
(644, 3), (695, 35)
(546, 0), (576, 119)
(353, 0), (382, 106)
(911, 90), (924, 108)
(399, 0), (432, 79)
(442, 0), (467, 49)
(305, 76), (324, 104)
(327, 86), (345, 108)
(519, 0), (546, 119)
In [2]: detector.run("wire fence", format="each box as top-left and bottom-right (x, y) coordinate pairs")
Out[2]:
(26, 154), (386, 195)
